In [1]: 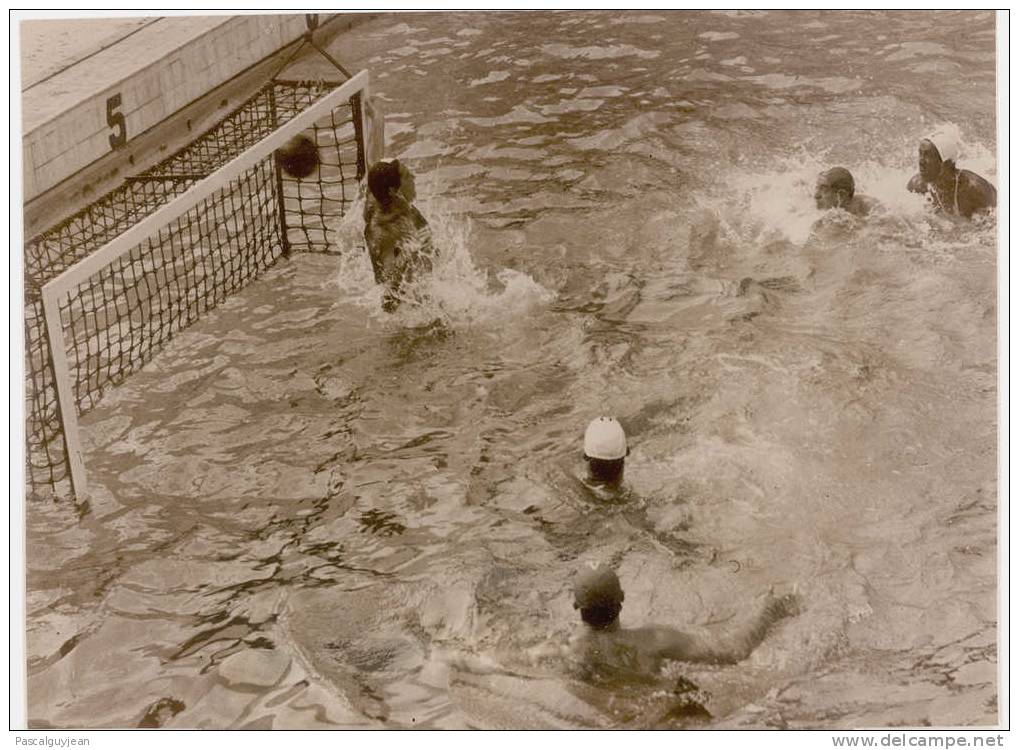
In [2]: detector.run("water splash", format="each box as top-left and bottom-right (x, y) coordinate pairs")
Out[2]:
(331, 195), (554, 330)
(718, 151), (829, 244)
(706, 133), (996, 249)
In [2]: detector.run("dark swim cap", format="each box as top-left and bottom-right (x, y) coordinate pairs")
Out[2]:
(820, 167), (855, 199)
(367, 159), (402, 205)
(573, 565), (624, 627)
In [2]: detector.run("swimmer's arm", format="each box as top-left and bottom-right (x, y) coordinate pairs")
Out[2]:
(643, 594), (800, 665)
(363, 201), (388, 283)
(851, 195), (878, 217)
(907, 173), (927, 194)
(363, 229), (388, 284)
(715, 594), (799, 662)
(409, 206), (436, 260)
(631, 626), (724, 664)
(636, 625), (751, 665)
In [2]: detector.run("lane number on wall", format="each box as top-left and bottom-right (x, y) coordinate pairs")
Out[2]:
(107, 93), (127, 149)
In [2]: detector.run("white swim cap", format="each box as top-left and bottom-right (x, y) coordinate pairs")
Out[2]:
(927, 126), (961, 164)
(583, 417), (627, 461)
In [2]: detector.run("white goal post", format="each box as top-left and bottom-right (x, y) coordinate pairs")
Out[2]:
(41, 69), (380, 501)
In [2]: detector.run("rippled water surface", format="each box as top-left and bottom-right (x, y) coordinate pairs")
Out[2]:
(26, 11), (998, 729)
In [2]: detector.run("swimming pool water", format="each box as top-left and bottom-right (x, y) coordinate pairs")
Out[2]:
(25, 10), (998, 729)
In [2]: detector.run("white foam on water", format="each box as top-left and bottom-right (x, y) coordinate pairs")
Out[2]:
(332, 196), (554, 331)
(698, 31), (740, 41)
(469, 70), (511, 87)
(716, 152), (828, 245)
(711, 129), (997, 248)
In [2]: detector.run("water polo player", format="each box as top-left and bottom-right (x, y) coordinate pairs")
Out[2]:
(363, 158), (435, 312)
(907, 128), (996, 218)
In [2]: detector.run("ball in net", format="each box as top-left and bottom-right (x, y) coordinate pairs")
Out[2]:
(276, 135), (320, 179)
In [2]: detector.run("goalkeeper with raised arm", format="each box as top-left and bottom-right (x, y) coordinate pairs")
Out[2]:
(363, 158), (435, 312)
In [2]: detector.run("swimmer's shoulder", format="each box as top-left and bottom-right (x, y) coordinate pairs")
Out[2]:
(568, 628), (647, 678)
(951, 170), (996, 217)
(849, 194), (879, 217)
(959, 169), (997, 199)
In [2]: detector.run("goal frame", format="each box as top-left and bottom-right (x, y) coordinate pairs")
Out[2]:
(41, 69), (377, 501)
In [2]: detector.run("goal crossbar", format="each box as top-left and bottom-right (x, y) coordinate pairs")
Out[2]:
(40, 69), (373, 500)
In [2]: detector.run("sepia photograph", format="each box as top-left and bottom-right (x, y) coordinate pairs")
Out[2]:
(14, 8), (1004, 734)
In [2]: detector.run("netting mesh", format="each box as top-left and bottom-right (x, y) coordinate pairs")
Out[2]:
(24, 79), (367, 498)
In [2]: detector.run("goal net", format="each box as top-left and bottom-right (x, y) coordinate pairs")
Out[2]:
(25, 70), (379, 500)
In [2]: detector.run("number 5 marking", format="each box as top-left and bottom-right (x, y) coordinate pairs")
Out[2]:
(107, 93), (127, 149)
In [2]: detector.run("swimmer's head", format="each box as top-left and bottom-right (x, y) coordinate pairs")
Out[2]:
(918, 141), (944, 182)
(583, 417), (627, 485)
(814, 167), (855, 210)
(367, 158), (417, 206)
(574, 565), (624, 629)
(919, 128), (960, 181)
